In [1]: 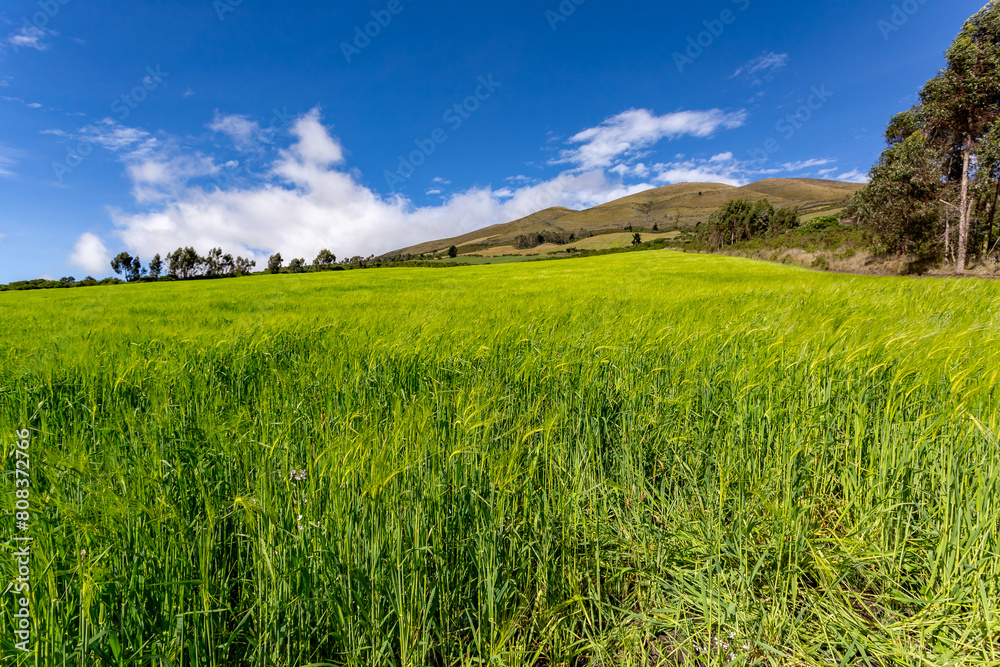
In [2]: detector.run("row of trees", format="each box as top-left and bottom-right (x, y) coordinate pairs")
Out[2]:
(846, 1), (1000, 273)
(265, 249), (339, 274)
(109, 248), (353, 283)
(698, 199), (800, 249)
(111, 248), (257, 282)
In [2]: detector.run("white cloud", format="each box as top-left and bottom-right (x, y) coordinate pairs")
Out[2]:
(39, 274), (56, 281)
(837, 169), (869, 184)
(731, 52), (789, 83)
(652, 152), (750, 186)
(555, 108), (747, 170)
(609, 162), (650, 178)
(76, 120), (221, 202)
(69, 233), (110, 274)
(5, 26), (55, 51)
(780, 158), (836, 172)
(209, 112), (266, 151)
(0, 144), (19, 177)
(107, 109), (662, 262)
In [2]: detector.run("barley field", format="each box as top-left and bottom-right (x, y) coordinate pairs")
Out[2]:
(1, 250), (999, 666)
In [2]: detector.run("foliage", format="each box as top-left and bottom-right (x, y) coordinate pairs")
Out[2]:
(850, 1), (1000, 271)
(1, 252), (999, 664)
(313, 249), (337, 270)
(702, 198), (799, 248)
(267, 253), (283, 274)
(148, 254), (163, 280)
(447, 245), (458, 258)
(846, 132), (944, 256)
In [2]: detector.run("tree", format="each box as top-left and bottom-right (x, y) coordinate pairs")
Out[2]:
(221, 253), (235, 276)
(313, 249), (337, 270)
(917, 2), (1000, 272)
(448, 245), (458, 258)
(60, 276), (75, 283)
(166, 247), (201, 279)
(234, 257), (256, 276)
(204, 247), (224, 277)
(770, 207), (800, 234)
(652, 223), (659, 232)
(632, 233), (642, 246)
(845, 131), (943, 256)
(110, 252), (134, 279)
(130, 256), (145, 282)
(267, 253), (284, 274)
(289, 258), (305, 273)
(148, 254), (163, 279)
(704, 198), (775, 248)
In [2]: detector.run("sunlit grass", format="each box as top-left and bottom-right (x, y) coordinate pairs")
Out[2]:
(1, 250), (998, 666)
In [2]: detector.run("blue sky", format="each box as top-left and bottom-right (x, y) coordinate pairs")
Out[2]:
(0, 0), (984, 282)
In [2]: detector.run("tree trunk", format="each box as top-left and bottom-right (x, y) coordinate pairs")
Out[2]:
(945, 207), (951, 264)
(956, 137), (973, 274)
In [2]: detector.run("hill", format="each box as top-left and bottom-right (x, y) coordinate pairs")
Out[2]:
(387, 177), (862, 258)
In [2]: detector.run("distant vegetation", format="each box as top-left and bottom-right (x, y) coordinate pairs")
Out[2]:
(697, 198), (800, 249)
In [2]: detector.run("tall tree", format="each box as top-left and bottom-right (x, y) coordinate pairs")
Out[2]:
(267, 253), (284, 274)
(313, 249), (337, 270)
(846, 129), (944, 256)
(148, 254), (163, 279)
(110, 252), (134, 279)
(919, 1), (1000, 272)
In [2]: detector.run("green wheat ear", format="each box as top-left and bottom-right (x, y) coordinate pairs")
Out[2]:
(0, 251), (998, 665)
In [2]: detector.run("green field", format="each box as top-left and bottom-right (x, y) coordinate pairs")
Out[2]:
(2, 251), (999, 666)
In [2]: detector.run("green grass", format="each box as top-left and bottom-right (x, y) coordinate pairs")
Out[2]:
(1, 251), (999, 666)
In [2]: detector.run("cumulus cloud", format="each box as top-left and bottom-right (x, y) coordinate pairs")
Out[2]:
(555, 108), (747, 170)
(731, 52), (789, 84)
(69, 233), (110, 273)
(106, 110), (662, 263)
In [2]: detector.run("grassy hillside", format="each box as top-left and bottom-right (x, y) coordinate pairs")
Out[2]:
(2, 252), (998, 665)
(389, 178), (861, 258)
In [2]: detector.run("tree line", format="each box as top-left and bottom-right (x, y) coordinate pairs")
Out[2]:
(696, 198), (801, 249)
(846, 1), (1000, 274)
